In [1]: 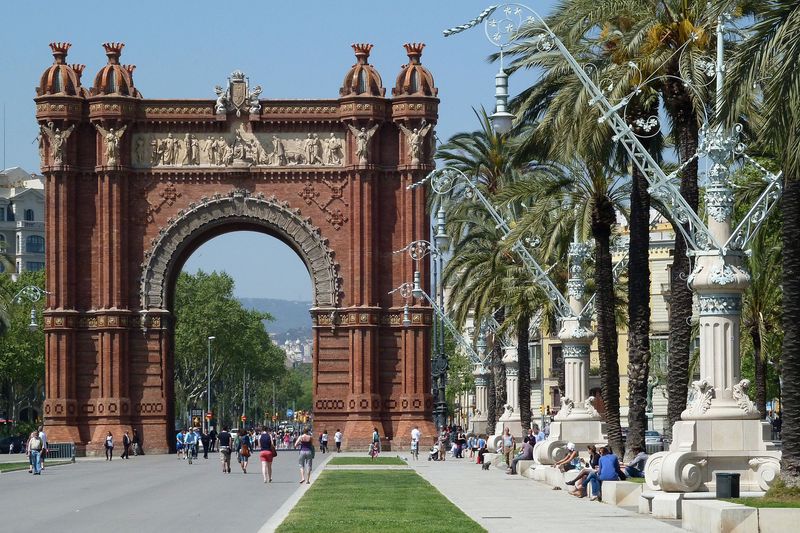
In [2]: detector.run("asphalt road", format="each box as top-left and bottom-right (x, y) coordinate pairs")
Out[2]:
(0, 450), (321, 532)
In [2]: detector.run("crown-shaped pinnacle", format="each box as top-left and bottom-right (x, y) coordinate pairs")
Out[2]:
(102, 42), (125, 64)
(123, 64), (136, 76)
(49, 42), (71, 64)
(403, 42), (425, 64)
(71, 64), (86, 81)
(352, 43), (374, 64)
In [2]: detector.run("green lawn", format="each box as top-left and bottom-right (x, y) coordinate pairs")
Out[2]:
(277, 470), (485, 533)
(327, 456), (406, 466)
(724, 497), (800, 508)
(0, 460), (72, 473)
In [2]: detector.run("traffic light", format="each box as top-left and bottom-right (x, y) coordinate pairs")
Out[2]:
(539, 405), (544, 414)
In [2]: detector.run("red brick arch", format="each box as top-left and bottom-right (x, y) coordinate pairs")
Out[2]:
(36, 42), (439, 454)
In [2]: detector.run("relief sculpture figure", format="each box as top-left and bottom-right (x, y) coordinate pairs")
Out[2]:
(325, 133), (343, 165)
(40, 121), (76, 165)
(271, 135), (286, 166)
(162, 133), (178, 165)
(93, 123), (127, 166)
(347, 123), (379, 165)
(398, 122), (432, 165)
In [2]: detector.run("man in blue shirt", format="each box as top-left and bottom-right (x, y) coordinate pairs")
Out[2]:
(585, 446), (620, 501)
(184, 428), (198, 460)
(176, 429), (186, 459)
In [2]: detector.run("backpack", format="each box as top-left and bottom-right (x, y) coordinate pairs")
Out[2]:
(30, 437), (43, 451)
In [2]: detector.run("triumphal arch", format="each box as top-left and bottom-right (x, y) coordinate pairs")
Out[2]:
(35, 41), (438, 453)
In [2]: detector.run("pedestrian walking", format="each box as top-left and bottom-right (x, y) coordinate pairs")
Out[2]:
(37, 426), (48, 471)
(208, 427), (217, 453)
(259, 427), (277, 483)
(200, 429), (210, 459)
(320, 430), (329, 453)
(218, 426), (232, 473)
(27, 431), (44, 475)
(176, 429), (186, 459)
(104, 431), (114, 461)
(369, 428), (381, 461)
(410, 426), (421, 460)
(501, 427), (515, 466)
(334, 429), (342, 452)
(294, 428), (314, 484)
(236, 429), (251, 474)
(121, 431), (131, 459)
(132, 428), (141, 456)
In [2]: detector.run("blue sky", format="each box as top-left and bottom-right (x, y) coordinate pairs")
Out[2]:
(1, 0), (557, 300)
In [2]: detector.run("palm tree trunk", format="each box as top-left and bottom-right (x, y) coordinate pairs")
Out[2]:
(593, 199), (623, 456)
(518, 314), (532, 431)
(781, 175), (800, 485)
(751, 326), (767, 416)
(494, 337), (507, 431)
(663, 84), (700, 439)
(487, 362), (497, 435)
(625, 98), (656, 460)
(626, 163), (652, 460)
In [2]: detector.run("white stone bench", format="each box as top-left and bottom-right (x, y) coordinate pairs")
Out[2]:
(600, 481), (643, 507)
(682, 500), (758, 533)
(516, 460), (536, 478)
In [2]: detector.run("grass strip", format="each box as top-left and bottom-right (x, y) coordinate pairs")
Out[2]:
(327, 456), (406, 466)
(723, 497), (800, 508)
(277, 470), (485, 533)
(0, 460), (72, 473)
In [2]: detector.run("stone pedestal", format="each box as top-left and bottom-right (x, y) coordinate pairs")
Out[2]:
(497, 346), (522, 436)
(534, 241), (605, 464)
(644, 124), (781, 495)
(471, 364), (489, 435)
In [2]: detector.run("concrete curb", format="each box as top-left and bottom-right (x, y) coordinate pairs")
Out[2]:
(258, 453), (334, 533)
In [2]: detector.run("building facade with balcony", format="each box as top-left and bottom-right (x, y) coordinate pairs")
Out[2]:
(0, 167), (46, 276)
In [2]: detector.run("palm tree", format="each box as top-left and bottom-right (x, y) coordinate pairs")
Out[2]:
(499, 159), (630, 454)
(502, 2), (668, 456)
(725, 0), (800, 483)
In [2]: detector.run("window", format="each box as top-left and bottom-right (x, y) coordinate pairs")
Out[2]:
(357, 71), (367, 93)
(24, 209), (34, 222)
(25, 262), (45, 272)
(6, 204), (14, 221)
(26, 235), (45, 253)
(549, 345), (563, 378)
(529, 340), (542, 381)
(0, 208), (5, 220)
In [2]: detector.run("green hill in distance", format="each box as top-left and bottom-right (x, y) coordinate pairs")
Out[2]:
(238, 297), (312, 343)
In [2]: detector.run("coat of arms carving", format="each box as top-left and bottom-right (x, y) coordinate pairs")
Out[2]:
(214, 70), (262, 117)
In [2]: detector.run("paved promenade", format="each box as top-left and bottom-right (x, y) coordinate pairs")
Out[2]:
(406, 455), (685, 533)
(0, 452), (321, 532)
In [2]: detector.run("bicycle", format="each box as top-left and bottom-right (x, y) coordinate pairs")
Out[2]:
(184, 443), (196, 464)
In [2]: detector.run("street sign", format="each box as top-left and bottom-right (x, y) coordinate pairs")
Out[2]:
(190, 409), (203, 417)
(241, 415), (247, 422)
(286, 408), (294, 418)
(206, 411), (213, 420)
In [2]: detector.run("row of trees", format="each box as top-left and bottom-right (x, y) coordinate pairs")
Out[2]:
(436, 0), (798, 486)
(0, 271), (45, 432)
(173, 270), (309, 429)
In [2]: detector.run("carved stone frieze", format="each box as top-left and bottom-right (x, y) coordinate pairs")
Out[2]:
(562, 344), (590, 358)
(140, 189), (341, 309)
(132, 126), (346, 168)
(698, 295), (742, 316)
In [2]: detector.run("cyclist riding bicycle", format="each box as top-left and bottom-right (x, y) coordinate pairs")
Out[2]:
(184, 428), (198, 463)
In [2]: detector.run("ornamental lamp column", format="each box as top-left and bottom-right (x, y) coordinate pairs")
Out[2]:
(555, 241), (599, 421)
(471, 363), (490, 434)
